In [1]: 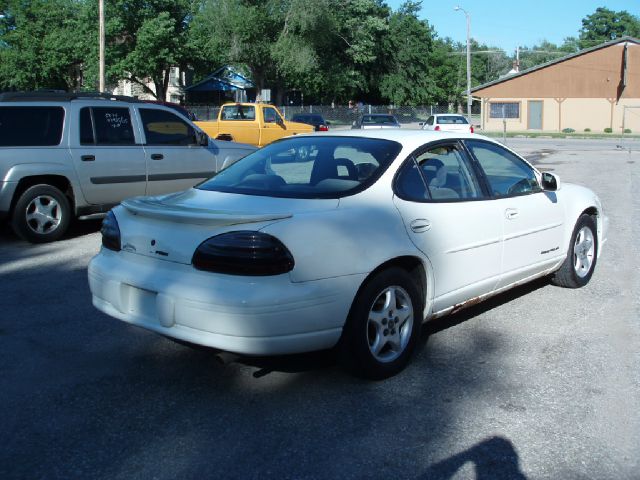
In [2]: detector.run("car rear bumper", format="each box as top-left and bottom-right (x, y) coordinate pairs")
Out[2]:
(88, 249), (364, 355)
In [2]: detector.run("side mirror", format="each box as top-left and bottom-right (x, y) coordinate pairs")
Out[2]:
(196, 129), (209, 146)
(418, 122), (425, 126)
(277, 116), (285, 128)
(541, 172), (560, 191)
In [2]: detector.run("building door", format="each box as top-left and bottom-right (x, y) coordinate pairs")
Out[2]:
(528, 101), (543, 130)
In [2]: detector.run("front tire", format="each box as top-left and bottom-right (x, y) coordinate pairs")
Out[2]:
(551, 214), (597, 288)
(11, 184), (71, 243)
(339, 267), (422, 380)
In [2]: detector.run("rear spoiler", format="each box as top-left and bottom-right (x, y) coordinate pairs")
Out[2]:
(121, 196), (292, 227)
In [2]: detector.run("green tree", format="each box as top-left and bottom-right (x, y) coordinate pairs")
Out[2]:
(0, 0), (84, 91)
(189, 0), (390, 104)
(378, 1), (439, 105)
(518, 40), (576, 71)
(579, 7), (640, 49)
(84, 0), (195, 99)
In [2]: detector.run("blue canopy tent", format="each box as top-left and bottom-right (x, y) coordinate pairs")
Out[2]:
(184, 66), (255, 105)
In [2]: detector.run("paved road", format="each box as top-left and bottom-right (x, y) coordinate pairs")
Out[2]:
(0, 138), (638, 479)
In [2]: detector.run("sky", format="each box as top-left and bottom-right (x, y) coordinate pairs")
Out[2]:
(385, 0), (640, 54)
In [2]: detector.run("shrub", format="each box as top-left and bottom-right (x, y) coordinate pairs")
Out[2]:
(562, 128), (575, 133)
(604, 127), (613, 133)
(624, 128), (632, 134)
(584, 128), (591, 132)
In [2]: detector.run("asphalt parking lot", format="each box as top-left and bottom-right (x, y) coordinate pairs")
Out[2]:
(0, 137), (638, 479)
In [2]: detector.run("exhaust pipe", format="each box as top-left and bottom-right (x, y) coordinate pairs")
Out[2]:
(214, 351), (239, 365)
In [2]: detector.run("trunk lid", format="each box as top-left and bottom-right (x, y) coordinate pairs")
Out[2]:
(115, 189), (339, 265)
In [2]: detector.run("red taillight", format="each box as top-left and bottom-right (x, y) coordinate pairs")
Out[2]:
(470, 125), (474, 133)
(434, 125), (440, 131)
(318, 125), (329, 131)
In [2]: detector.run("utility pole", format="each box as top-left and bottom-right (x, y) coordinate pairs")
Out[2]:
(99, 0), (105, 92)
(455, 6), (472, 123)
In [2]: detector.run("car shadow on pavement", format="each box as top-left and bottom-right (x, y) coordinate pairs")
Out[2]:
(419, 436), (527, 480)
(0, 218), (102, 246)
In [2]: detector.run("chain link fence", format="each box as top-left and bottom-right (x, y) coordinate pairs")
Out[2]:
(187, 104), (481, 128)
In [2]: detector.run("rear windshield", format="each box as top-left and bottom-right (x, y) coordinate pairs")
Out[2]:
(437, 116), (469, 125)
(220, 105), (255, 120)
(0, 106), (65, 146)
(362, 115), (398, 125)
(197, 136), (402, 199)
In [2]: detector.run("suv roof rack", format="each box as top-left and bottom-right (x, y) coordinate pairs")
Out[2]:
(0, 91), (143, 103)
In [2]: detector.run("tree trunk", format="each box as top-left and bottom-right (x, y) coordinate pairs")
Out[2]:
(153, 78), (164, 101)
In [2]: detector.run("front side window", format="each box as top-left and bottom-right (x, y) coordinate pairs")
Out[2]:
(465, 140), (540, 197)
(198, 136), (401, 199)
(220, 105), (256, 120)
(426, 116), (434, 126)
(0, 107), (64, 146)
(91, 107), (135, 145)
(263, 107), (280, 124)
(140, 108), (195, 146)
(490, 102), (520, 119)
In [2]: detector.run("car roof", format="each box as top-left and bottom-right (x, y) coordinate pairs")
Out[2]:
(434, 113), (466, 117)
(0, 91), (144, 103)
(300, 129), (497, 152)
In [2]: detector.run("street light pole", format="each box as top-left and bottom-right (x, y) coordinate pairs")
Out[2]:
(99, 0), (105, 92)
(455, 6), (472, 123)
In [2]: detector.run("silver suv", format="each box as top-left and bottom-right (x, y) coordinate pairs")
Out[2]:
(0, 92), (256, 242)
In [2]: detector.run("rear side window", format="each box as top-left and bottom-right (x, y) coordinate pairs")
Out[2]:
(0, 107), (64, 146)
(139, 108), (195, 146)
(81, 107), (135, 145)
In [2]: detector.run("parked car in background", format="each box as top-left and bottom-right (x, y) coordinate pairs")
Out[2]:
(0, 92), (256, 243)
(352, 114), (401, 129)
(89, 130), (607, 379)
(194, 103), (313, 147)
(422, 114), (474, 133)
(143, 100), (198, 121)
(291, 113), (330, 131)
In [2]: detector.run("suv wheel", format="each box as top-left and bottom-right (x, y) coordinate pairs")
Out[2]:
(11, 185), (71, 243)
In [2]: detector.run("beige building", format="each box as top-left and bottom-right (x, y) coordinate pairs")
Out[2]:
(472, 37), (639, 134)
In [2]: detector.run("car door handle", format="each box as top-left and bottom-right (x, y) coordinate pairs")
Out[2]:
(410, 219), (431, 233)
(81, 155), (95, 162)
(505, 208), (520, 220)
(151, 154), (164, 160)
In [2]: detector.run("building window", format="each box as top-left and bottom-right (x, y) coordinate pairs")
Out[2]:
(490, 102), (520, 119)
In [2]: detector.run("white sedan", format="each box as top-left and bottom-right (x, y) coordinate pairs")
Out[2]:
(88, 131), (607, 379)
(422, 113), (474, 133)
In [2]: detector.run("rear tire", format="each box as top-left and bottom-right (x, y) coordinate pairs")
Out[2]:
(339, 267), (422, 380)
(551, 214), (597, 288)
(11, 184), (71, 243)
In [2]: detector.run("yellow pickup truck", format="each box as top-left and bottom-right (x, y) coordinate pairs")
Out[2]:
(195, 103), (313, 147)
